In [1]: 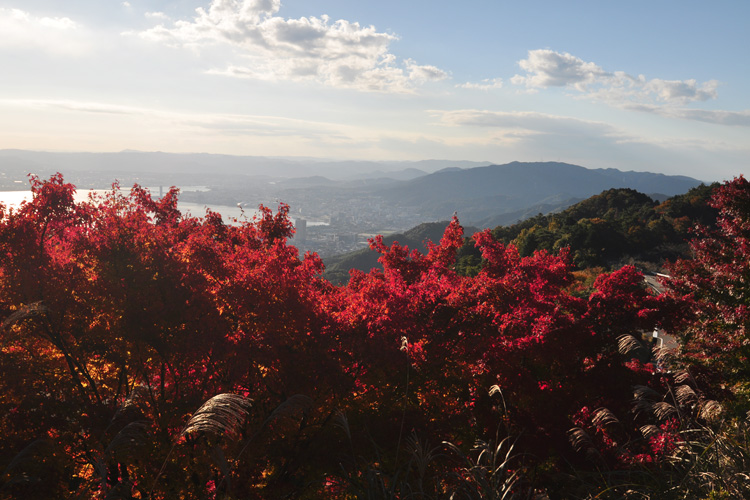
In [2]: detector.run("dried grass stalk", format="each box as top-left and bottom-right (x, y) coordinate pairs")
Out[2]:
(633, 385), (661, 401)
(640, 424), (660, 438)
(567, 427), (594, 454)
(618, 334), (644, 356)
(180, 393), (253, 438)
(632, 398), (655, 419)
(675, 385), (698, 406)
(653, 401), (678, 421)
(698, 400), (723, 422)
(592, 407), (620, 430)
(674, 369), (691, 384)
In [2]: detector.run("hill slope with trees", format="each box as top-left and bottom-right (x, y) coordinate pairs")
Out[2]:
(463, 184), (719, 270)
(328, 184), (719, 283)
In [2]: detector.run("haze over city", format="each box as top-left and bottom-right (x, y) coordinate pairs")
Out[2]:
(0, 0), (748, 182)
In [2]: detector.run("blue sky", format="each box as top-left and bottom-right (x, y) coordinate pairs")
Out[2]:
(0, 0), (748, 181)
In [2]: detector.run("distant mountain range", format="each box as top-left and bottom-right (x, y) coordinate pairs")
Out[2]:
(0, 151), (704, 256)
(0, 149), (490, 187)
(375, 161), (701, 226)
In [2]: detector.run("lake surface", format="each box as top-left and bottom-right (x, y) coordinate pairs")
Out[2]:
(0, 187), (327, 226)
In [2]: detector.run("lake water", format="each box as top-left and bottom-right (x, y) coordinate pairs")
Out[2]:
(0, 187), (327, 226)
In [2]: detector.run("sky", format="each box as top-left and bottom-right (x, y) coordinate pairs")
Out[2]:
(0, 0), (748, 182)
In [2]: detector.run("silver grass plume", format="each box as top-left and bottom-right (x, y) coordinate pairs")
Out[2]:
(652, 401), (678, 421)
(652, 343), (675, 367)
(105, 385), (150, 435)
(674, 369), (692, 384)
(95, 421), (151, 493)
(632, 398), (655, 419)
(443, 435), (521, 498)
(567, 428), (600, 461)
(633, 385), (661, 401)
(180, 393), (253, 438)
(592, 407), (620, 430)
(151, 393), (253, 496)
(675, 385), (698, 406)
(698, 400), (723, 423)
(618, 334), (647, 357)
(639, 424), (660, 438)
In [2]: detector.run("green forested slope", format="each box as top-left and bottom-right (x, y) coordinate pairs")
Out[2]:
(325, 184), (718, 282)
(457, 184), (719, 271)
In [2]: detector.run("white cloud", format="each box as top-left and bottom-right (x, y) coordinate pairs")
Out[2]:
(506, 49), (749, 127)
(513, 49), (719, 106)
(456, 78), (503, 90)
(0, 8), (88, 55)
(511, 50), (609, 90)
(133, 0), (447, 92)
(406, 60), (449, 83)
(145, 12), (170, 20)
(644, 78), (718, 104)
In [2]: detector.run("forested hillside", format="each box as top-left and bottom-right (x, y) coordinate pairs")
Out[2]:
(456, 184), (719, 272)
(328, 184), (718, 283)
(1, 174), (748, 499)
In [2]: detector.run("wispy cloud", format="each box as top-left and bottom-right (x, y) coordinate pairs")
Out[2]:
(432, 108), (750, 156)
(0, 98), (363, 144)
(623, 104), (750, 127)
(145, 11), (170, 21)
(456, 78), (503, 90)
(0, 8), (89, 55)
(432, 109), (618, 138)
(1, 99), (146, 115)
(131, 0), (448, 93)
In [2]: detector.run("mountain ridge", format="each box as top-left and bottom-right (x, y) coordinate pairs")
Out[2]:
(374, 161), (701, 226)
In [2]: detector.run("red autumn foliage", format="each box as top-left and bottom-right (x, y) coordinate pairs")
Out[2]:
(665, 176), (750, 393)
(0, 174), (682, 497)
